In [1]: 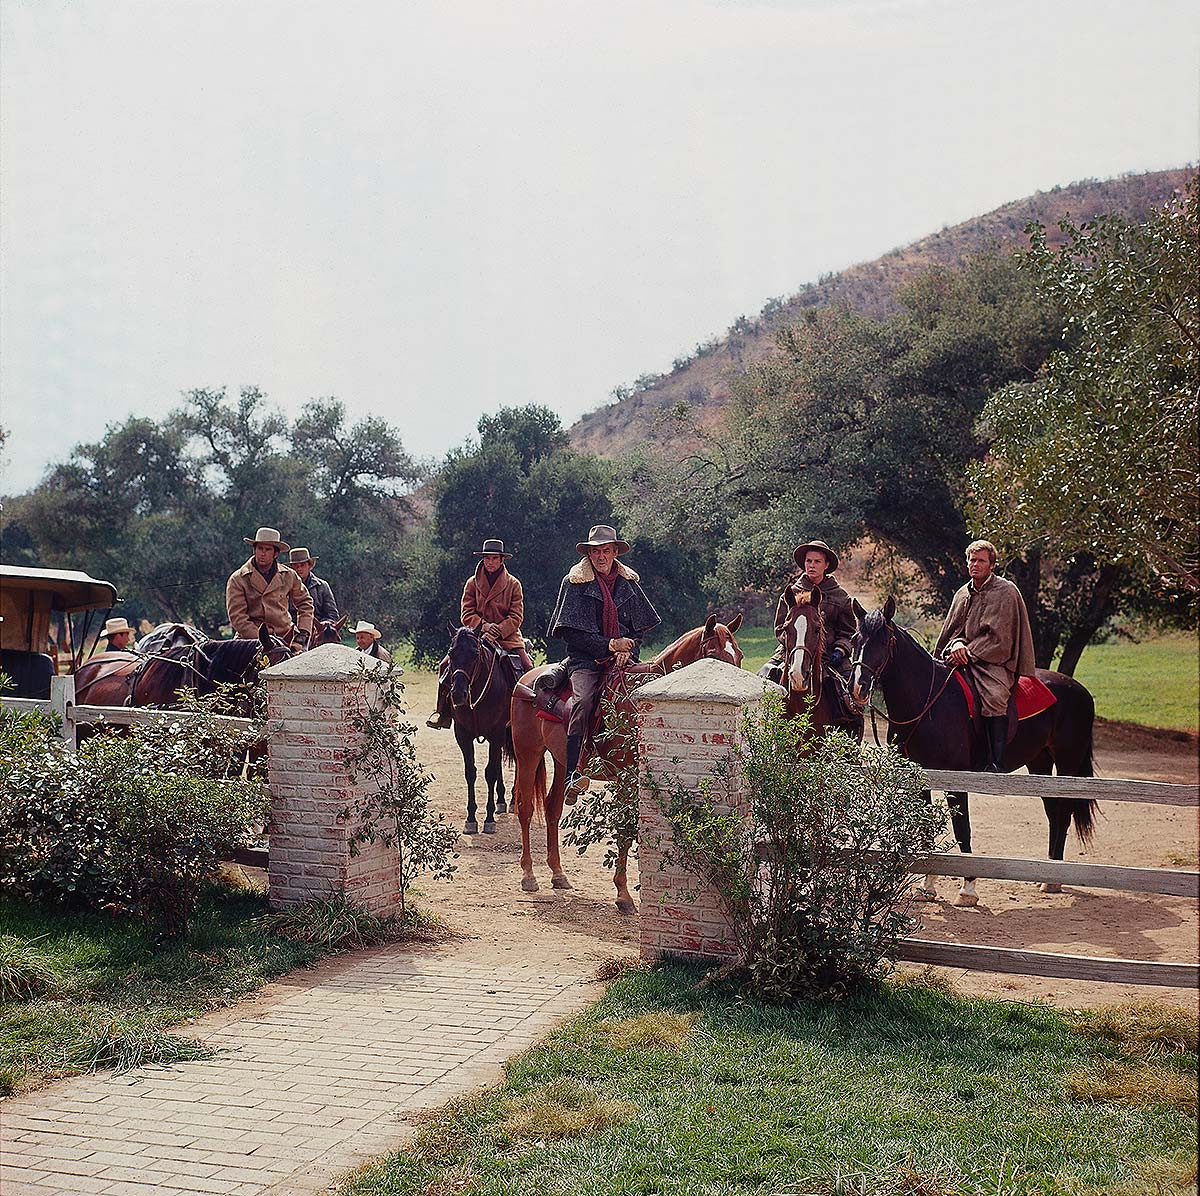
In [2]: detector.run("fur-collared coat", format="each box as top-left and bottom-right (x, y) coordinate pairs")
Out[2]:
(773, 574), (856, 660)
(226, 559), (314, 640)
(461, 563), (526, 650)
(935, 571), (1035, 717)
(547, 558), (661, 670)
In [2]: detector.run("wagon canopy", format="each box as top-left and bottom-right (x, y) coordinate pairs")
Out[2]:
(0, 565), (118, 612)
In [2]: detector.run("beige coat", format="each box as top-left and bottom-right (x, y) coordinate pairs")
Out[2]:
(935, 572), (1035, 716)
(226, 559), (314, 640)
(461, 563), (526, 649)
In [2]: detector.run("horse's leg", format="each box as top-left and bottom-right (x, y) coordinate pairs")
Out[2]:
(515, 750), (539, 892)
(456, 724), (479, 835)
(1030, 750), (1068, 894)
(946, 791), (978, 907)
(914, 789), (939, 901)
(482, 736), (500, 834)
(613, 835), (636, 915)
(547, 748), (572, 891)
(495, 736), (508, 816)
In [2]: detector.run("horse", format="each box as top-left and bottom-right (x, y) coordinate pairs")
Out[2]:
(849, 597), (1097, 905)
(74, 624), (293, 712)
(311, 613), (349, 647)
(444, 624), (517, 835)
(775, 586), (863, 741)
(510, 613), (743, 912)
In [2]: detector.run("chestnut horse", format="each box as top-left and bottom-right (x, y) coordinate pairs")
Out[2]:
(849, 597), (1097, 905)
(74, 625), (292, 710)
(510, 613), (743, 912)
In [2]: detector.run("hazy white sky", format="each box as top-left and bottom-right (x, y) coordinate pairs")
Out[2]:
(1, 0), (1196, 493)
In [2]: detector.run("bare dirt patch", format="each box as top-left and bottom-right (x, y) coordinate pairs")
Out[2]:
(402, 669), (1197, 1011)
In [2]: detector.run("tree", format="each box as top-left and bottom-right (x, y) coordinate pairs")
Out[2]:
(972, 175), (1200, 647)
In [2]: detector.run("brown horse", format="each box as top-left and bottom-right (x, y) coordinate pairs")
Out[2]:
(510, 613), (743, 912)
(311, 614), (349, 647)
(74, 625), (292, 710)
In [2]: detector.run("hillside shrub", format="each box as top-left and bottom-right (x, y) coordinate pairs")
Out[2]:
(0, 695), (268, 938)
(649, 693), (945, 1000)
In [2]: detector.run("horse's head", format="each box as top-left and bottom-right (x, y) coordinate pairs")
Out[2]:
(311, 613), (349, 647)
(447, 623), (484, 708)
(699, 612), (744, 667)
(780, 587), (823, 695)
(849, 595), (896, 706)
(257, 624), (295, 671)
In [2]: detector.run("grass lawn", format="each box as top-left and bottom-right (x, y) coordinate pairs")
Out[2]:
(0, 881), (324, 1096)
(338, 963), (1197, 1196)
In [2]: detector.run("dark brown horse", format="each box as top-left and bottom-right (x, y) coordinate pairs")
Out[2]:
(444, 624), (516, 835)
(849, 597), (1097, 905)
(74, 625), (292, 710)
(510, 613), (743, 912)
(311, 614), (349, 647)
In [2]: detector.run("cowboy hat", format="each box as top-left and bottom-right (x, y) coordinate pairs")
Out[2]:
(97, 617), (135, 640)
(351, 621), (382, 639)
(288, 547), (317, 565)
(243, 526), (291, 552)
(793, 539), (840, 571)
(473, 538), (513, 558)
(576, 524), (630, 555)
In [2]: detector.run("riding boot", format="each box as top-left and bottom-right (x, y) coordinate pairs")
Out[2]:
(564, 732), (587, 804)
(985, 715), (1007, 772)
(425, 680), (453, 729)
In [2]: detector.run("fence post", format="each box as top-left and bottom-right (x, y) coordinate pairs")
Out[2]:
(635, 658), (783, 964)
(51, 674), (76, 751)
(260, 644), (401, 914)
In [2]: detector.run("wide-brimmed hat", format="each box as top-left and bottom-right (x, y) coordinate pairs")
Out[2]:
(97, 617), (135, 640)
(473, 538), (513, 559)
(351, 621), (381, 639)
(576, 524), (630, 555)
(288, 547), (317, 565)
(243, 526), (290, 552)
(793, 539), (840, 571)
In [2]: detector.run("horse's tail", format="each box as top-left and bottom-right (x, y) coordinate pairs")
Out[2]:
(531, 754), (547, 826)
(503, 723), (515, 765)
(1070, 715), (1098, 849)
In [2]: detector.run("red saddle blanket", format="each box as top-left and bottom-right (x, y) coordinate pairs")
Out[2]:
(953, 671), (1057, 722)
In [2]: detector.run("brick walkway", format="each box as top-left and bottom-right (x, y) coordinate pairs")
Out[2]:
(0, 940), (602, 1195)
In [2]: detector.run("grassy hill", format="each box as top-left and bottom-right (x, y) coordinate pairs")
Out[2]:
(569, 167), (1195, 457)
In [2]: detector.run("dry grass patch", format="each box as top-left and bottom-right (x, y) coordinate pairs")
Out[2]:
(590, 954), (647, 983)
(1065, 1059), (1197, 1117)
(500, 1078), (636, 1143)
(421, 1164), (477, 1196)
(597, 1010), (698, 1050)
(786, 1157), (964, 1195)
(1082, 999), (1198, 1052)
(890, 966), (958, 997)
(1093, 1152), (1198, 1196)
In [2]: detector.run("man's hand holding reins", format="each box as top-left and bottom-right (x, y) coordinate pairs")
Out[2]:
(945, 641), (969, 667)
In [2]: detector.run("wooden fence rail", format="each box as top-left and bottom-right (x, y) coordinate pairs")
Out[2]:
(922, 768), (1196, 807)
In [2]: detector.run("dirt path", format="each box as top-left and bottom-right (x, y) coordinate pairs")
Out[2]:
(404, 669), (1197, 1010)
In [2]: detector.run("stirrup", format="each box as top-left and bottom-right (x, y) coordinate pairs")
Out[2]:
(563, 771), (591, 805)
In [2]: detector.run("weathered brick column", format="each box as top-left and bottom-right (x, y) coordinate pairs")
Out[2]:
(636, 658), (783, 963)
(261, 644), (400, 914)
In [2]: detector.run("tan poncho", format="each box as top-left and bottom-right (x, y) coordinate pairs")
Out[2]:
(935, 572), (1035, 717)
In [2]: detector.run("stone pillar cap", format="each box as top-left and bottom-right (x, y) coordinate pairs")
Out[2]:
(261, 643), (399, 681)
(635, 658), (783, 704)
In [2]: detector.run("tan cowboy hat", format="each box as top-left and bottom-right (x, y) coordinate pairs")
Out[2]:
(576, 524), (630, 555)
(288, 547), (317, 565)
(97, 617), (135, 640)
(473, 538), (513, 558)
(351, 621), (382, 639)
(243, 526), (291, 552)
(793, 539), (840, 572)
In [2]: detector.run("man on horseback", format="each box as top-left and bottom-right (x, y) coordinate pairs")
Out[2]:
(287, 548), (339, 624)
(760, 539), (857, 687)
(96, 617), (137, 653)
(537, 524), (660, 802)
(225, 527), (313, 653)
(427, 539), (533, 729)
(935, 539), (1036, 772)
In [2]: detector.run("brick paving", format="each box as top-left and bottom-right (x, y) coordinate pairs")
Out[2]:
(0, 940), (602, 1195)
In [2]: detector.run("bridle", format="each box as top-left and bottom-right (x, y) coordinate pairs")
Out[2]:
(450, 629), (498, 713)
(782, 607), (822, 697)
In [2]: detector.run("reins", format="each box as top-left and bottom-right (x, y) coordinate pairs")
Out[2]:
(452, 632), (499, 713)
(853, 625), (959, 750)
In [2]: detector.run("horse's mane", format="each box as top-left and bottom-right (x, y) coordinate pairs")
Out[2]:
(652, 626), (701, 664)
(861, 611), (942, 670)
(204, 638), (265, 683)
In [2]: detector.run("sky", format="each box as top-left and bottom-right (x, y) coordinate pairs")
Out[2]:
(1, 0), (1197, 494)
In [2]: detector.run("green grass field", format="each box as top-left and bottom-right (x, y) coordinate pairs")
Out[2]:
(338, 962), (1198, 1196)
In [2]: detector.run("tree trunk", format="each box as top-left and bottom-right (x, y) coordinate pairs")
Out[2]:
(1054, 563), (1121, 676)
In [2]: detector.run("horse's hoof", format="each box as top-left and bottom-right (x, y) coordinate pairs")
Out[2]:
(915, 887), (937, 903)
(1039, 882), (1063, 894)
(495, 801), (508, 815)
(483, 821), (496, 834)
(521, 877), (539, 893)
(616, 898), (637, 916)
(955, 892), (979, 907)
(551, 875), (573, 890)
(464, 821), (478, 835)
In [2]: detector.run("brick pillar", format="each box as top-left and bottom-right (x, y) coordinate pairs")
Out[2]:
(261, 644), (400, 915)
(636, 658), (784, 964)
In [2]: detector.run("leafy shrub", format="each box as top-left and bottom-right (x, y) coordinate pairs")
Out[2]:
(0, 697), (269, 938)
(648, 692), (945, 1000)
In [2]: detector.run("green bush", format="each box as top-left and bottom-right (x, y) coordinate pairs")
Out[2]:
(650, 693), (946, 1000)
(0, 699), (268, 938)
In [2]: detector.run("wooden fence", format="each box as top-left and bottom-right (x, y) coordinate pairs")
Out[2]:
(0, 675), (256, 749)
(894, 768), (1198, 988)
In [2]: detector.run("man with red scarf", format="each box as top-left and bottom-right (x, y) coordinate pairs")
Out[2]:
(540, 524), (661, 801)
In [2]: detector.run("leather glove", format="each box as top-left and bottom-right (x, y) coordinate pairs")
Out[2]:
(609, 636), (635, 654)
(830, 647), (846, 668)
